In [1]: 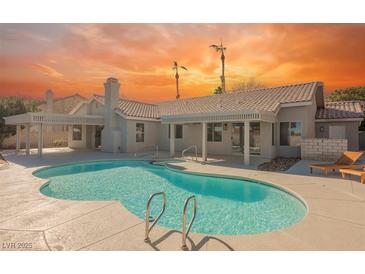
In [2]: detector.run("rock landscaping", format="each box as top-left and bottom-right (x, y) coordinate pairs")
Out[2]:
(258, 157), (300, 171)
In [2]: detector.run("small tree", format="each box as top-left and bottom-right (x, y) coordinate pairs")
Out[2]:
(327, 86), (365, 131)
(230, 77), (265, 92)
(0, 97), (40, 147)
(328, 86), (365, 102)
(213, 86), (223, 95)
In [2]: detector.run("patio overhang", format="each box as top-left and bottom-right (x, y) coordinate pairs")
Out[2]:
(3, 112), (104, 157)
(4, 112), (104, 126)
(160, 110), (276, 124)
(163, 110), (277, 166)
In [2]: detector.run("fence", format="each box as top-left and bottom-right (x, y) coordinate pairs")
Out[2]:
(1, 129), (68, 149)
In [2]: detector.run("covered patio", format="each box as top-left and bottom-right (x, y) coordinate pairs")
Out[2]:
(164, 110), (276, 165)
(4, 112), (104, 157)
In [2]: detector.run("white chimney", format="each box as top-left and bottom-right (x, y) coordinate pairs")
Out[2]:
(104, 77), (120, 111)
(101, 77), (121, 153)
(46, 89), (54, 113)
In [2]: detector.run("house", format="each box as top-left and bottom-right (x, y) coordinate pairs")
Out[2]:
(37, 90), (87, 114)
(1, 91), (86, 149)
(4, 77), (364, 164)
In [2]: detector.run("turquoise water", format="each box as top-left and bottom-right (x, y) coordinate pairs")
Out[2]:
(35, 160), (306, 235)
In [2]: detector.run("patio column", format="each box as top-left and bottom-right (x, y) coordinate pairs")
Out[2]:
(15, 124), (21, 155)
(37, 123), (43, 157)
(25, 124), (30, 156)
(169, 124), (175, 157)
(202, 122), (207, 162)
(244, 121), (250, 165)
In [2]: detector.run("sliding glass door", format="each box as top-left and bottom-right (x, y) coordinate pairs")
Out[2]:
(231, 122), (261, 155)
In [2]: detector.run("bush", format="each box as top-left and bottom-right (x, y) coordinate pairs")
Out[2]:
(52, 138), (67, 147)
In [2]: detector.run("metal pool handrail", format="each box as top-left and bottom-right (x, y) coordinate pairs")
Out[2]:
(181, 195), (197, 250)
(144, 191), (167, 242)
(181, 145), (198, 161)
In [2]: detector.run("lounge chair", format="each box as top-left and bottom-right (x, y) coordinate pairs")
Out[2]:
(309, 151), (364, 176)
(340, 166), (365, 184)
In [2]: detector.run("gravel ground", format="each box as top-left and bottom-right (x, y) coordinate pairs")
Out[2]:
(257, 157), (300, 171)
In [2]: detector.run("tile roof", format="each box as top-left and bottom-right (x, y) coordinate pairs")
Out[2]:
(316, 101), (364, 120)
(158, 81), (321, 117)
(94, 95), (160, 119)
(93, 81), (322, 119)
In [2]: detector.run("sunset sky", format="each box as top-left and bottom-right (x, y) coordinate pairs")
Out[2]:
(1, 24), (365, 102)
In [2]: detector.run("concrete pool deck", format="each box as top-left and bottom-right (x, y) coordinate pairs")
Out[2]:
(0, 148), (364, 251)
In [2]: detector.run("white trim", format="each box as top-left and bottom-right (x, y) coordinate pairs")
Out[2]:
(315, 118), (364, 122)
(69, 96), (103, 115)
(93, 96), (105, 105)
(160, 110), (276, 124)
(69, 101), (86, 115)
(4, 112), (104, 125)
(280, 101), (313, 108)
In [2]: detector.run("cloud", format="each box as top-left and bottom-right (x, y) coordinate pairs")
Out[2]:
(1, 24), (365, 101)
(30, 63), (64, 79)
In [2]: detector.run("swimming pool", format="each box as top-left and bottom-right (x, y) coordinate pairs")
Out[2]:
(35, 160), (307, 235)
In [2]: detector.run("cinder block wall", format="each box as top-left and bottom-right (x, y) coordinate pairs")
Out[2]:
(301, 138), (348, 161)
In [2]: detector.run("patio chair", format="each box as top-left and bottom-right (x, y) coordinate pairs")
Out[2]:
(309, 151), (364, 176)
(339, 166), (365, 184)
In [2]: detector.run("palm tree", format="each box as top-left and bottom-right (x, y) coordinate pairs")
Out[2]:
(172, 61), (188, 99)
(210, 41), (227, 93)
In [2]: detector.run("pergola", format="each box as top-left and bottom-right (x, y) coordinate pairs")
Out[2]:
(4, 112), (104, 156)
(161, 110), (276, 165)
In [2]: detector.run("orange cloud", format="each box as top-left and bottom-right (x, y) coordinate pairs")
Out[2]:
(1, 24), (365, 102)
(30, 64), (64, 79)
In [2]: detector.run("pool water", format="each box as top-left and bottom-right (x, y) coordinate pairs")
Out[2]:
(35, 160), (306, 235)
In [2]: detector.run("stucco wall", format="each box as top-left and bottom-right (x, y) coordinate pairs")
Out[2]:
(68, 100), (104, 150)
(276, 102), (316, 158)
(124, 120), (160, 153)
(315, 121), (360, 151)
(68, 124), (87, 148)
(360, 132), (365, 150)
(260, 121), (276, 159)
(38, 95), (85, 114)
(159, 123), (233, 155)
(158, 121), (276, 159)
(159, 123), (203, 153)
(89, 100), (104, 115)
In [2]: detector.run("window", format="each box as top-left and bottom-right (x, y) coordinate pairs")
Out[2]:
(72, 125), (82, 141)
(272, 123), (275, 145)
(136, 123), (144, 142)
(290, 122), (302, 146)
(175, 125), (183, 139)
(280, 122), (289, 145)
(207, 123), (223, 142)
(280, 122), (302, 146)
(168, 124), (183, 139)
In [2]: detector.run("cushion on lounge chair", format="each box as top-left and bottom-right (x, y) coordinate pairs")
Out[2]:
(334, 151), (364, 165)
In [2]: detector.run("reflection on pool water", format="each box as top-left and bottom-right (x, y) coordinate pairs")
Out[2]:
(35, 160), (306, 235)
